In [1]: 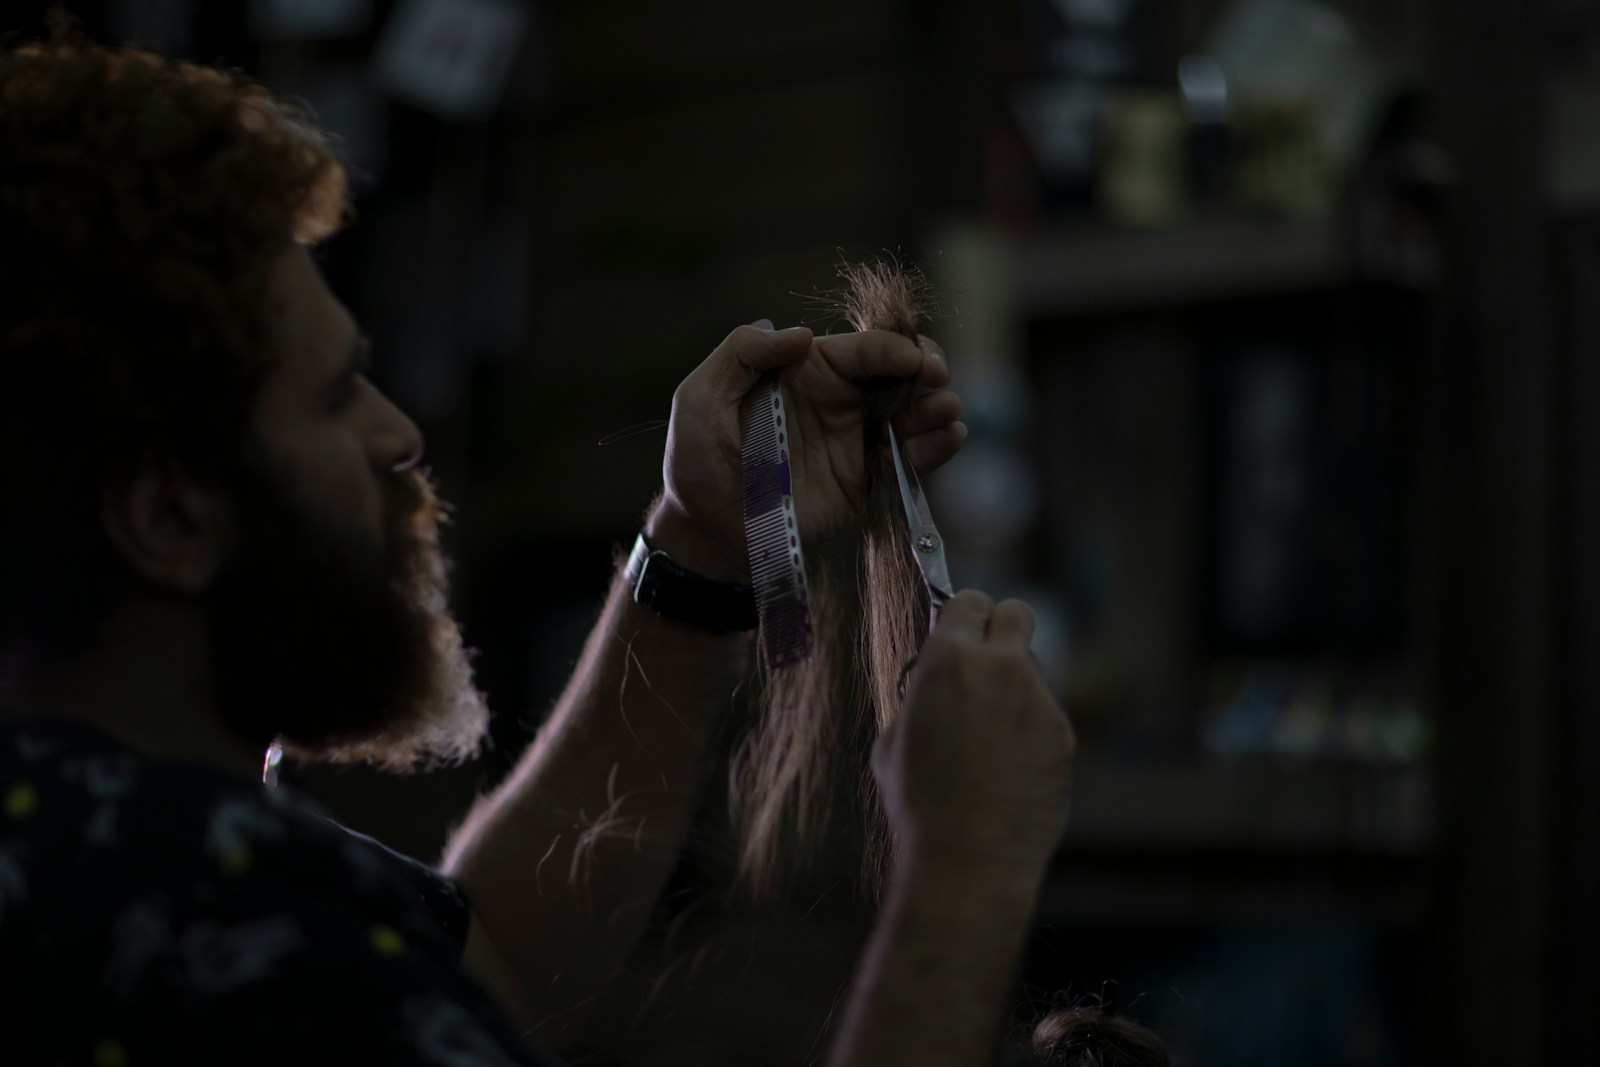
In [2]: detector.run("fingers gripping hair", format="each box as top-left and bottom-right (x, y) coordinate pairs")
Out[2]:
(989, 599), (1038, 646)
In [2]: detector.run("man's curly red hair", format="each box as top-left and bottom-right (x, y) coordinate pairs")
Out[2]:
(0, 21), (348, 658)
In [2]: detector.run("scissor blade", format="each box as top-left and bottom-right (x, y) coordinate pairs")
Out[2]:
(888, 425), (955, 602)
(888, 425), (935, 528)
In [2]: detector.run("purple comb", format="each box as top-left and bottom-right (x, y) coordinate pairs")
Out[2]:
(740, 374), (814, 669)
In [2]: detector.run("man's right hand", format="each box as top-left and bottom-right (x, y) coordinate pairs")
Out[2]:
(827, 589), (1075, 1067)
(872, 589), (1075, 875)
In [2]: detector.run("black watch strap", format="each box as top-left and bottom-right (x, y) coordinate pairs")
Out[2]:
(623, 533), (759, 632)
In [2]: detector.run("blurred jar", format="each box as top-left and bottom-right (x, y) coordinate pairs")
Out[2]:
(1231, 97), (1337, 217)
(1097, 90), (1189, 228)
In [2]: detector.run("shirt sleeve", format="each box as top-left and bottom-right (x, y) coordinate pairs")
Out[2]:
(83, 869), (554, 1067)
(331, 821), (473, 957)
(0, 724), (552, 1066)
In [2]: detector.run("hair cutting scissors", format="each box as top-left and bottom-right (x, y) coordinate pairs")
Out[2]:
(887, 423), (954, 635)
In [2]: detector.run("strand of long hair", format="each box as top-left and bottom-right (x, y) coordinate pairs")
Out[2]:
(727, 255), (935, 904)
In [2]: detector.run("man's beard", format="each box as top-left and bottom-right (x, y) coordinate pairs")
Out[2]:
(208, 461), (489, 772)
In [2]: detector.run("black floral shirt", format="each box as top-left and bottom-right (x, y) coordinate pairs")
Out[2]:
(0, 718), (553, 1066)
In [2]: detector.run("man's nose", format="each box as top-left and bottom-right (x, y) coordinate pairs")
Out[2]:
(371, 390), (425, 472)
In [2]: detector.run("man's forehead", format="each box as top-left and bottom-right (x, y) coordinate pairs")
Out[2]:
(263, 244), (358, 377)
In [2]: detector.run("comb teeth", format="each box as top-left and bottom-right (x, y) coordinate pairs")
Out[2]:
(740, 378), (813, 669)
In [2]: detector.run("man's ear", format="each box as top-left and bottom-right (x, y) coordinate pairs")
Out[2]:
(100, 461), (233, 594)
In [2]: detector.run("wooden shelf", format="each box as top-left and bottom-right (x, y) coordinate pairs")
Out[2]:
(1037, 847), (1428, 925)
(1017, 215), (1348, 318)
(1034, 759), (1432, 923)
(1060, 759), (1431, 855)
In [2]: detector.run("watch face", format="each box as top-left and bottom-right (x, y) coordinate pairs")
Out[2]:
(624, 535), (651, 588)
(636, 565), (663, 611)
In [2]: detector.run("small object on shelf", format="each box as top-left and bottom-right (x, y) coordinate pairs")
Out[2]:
(1231, 97), (1337, 217)
(1180, 54), (1233, 206)
(1202, 660), (1428, 764)
(1098, 90), (1190, 228)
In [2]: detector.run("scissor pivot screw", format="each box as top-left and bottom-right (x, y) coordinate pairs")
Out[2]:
(916, 534), (941, 554)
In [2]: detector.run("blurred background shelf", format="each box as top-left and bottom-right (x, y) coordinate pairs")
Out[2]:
(1062, 759), (1430, 855)
(1017, 215), (1349, 317)
(1039, 849), (1426, 925)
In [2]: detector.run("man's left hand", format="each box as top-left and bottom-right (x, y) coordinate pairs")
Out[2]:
(649, 323), (965, 584)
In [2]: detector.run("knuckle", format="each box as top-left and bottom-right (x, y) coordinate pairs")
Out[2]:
(673, 366), (710, 400)
(669, 382), (699, 418)
(987, 646), (1034, 683)
(997, 598), (1036, 625)
(1044, 702), (1075, 744)
(953, 588), (994, 611)
(925, 641), (972, 679)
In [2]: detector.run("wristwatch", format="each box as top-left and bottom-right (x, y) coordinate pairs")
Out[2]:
(623, 532), (759, 632)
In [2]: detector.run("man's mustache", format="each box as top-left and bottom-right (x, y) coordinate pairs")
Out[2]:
(387, 466), (448, 555)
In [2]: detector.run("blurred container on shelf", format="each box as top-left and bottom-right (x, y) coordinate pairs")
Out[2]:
(1009, 0), (1170, 216)
(1009, 79), (1106, 214)
(1179, 53), (1232, 207)
(1230, 97), (1335, 217)
(1346, 91), (1452, 291)
(1205, 0), (1393, 217)
(984, 115), (1044, 233)
(1098, 89), (1190, 228)
(1202, 659), (1428, 764)
(1003, 0), (1400, 225)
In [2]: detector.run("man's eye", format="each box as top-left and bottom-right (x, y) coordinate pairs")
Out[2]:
(330, 376), (360, 411)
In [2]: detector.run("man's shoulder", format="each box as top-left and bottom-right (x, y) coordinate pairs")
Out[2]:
(0, 719), (544, 1066)
(0, 717), (460, 954)
(2, 717), (326, 880)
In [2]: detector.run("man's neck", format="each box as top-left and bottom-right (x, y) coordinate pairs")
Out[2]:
(6, 598), (265, 782)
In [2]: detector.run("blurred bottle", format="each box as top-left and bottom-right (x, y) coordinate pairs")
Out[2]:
(1007, 0), (1162, 219)
(983, 114), (1042, 234)
(1179, 54), (1232, 207)
(1097, 90), (1189, 228)
(1232, 97), (1334, 217)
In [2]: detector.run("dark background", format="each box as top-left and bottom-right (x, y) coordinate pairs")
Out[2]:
(5, 1), (1598, 1063)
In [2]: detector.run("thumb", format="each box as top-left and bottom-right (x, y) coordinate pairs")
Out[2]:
(870, 715), (902, 778)
(705, 323), (814, 401)
(869, 731), (892, 786)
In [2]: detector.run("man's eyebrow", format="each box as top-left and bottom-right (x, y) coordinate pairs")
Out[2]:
(348, 334), (373, 375)
(325, 335), (372, 397)
(330, 334), (371, 383)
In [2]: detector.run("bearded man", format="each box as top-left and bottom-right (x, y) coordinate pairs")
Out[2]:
(0, 26), (1075, 1067)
